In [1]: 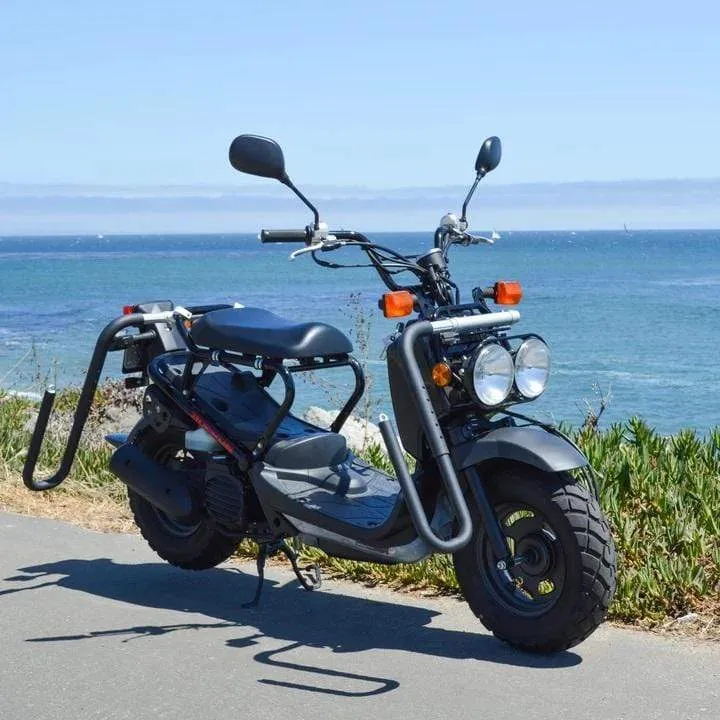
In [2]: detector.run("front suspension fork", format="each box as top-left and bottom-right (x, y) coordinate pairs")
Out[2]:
(463, 465), (512, 566)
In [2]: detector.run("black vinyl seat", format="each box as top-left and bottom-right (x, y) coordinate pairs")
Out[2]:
(190, 307), (353, 359)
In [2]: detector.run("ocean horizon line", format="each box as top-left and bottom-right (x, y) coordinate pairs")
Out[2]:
(2, 176), (720, 234)
(2, 227), (720, 240)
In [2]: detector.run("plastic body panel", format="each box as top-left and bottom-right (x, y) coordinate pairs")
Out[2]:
(148, 355), (351, 470)
(452, 425), (588, 473)
(292, 517), (434, 565)
(252, 457), (411, 542)
(191, 363), (346, 459)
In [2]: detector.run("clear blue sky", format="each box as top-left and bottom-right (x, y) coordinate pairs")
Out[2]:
(1, 1), (718, 188)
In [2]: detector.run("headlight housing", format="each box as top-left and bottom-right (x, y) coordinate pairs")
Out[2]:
(467, 342), (515, 406)
(514, 337), (551, 399)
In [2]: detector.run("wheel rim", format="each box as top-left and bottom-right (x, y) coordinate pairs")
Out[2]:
(149, 441), (202, 538)
(478, 502), (566, 618)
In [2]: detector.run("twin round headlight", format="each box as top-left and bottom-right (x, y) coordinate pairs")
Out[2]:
(467, 337), (551, 407)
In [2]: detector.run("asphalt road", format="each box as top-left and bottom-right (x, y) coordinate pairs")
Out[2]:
(1, 512), (718, 720)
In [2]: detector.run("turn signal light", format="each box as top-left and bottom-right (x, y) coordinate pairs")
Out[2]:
(122, 305), (135, 315)
(431, 362), (453, 387)
(494, 281), (523, 305)
(380, 290), (415, 318)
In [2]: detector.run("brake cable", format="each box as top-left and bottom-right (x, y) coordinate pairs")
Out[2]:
(310, 240), (426, 276)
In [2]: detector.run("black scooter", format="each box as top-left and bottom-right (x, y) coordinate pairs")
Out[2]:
(24, 134), (616, 652)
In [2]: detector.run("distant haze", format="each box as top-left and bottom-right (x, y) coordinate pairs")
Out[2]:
(1, 178), (719, 235)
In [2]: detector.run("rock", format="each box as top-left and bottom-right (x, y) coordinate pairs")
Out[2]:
(674, 612), (699, 625)
(303, 406), (383, 452)
(18, 389), (141, 448)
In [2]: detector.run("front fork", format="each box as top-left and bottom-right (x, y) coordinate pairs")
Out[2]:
(463, 465), (513, 563)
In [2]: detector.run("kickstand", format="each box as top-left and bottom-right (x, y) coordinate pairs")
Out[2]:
(242, 540), (322, 608)
(242, 543), (270, 609)
(277, 540), (322, 592)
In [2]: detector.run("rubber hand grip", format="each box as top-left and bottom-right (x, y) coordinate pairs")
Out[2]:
(259, 229), (308, 243)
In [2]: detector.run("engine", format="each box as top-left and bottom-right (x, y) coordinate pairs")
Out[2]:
(203, 456), (248, 537)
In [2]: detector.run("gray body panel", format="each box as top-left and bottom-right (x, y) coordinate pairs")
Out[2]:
(291, 516), (433, 565)
(453, 426), (587, 473)
(252, 457), (406, 536)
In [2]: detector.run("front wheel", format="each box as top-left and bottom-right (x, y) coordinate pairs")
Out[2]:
(454, 466), (616, 653)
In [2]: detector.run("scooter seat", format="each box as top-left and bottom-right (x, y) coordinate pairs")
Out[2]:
(191, 307), (353, 359)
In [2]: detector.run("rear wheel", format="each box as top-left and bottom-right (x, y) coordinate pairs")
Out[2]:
(454, 466), (615, 652)
(128, 429), (239, 570)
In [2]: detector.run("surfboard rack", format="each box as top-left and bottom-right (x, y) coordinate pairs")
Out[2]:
(23, 313), (153, 491)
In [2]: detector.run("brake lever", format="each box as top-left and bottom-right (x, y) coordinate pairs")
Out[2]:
(464, 231), (500, 245)
(289, 238), (344, 261)
(289, 243), (324, 260)
(468, 234), (495, 245)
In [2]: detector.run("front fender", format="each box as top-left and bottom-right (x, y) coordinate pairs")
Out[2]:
(453, 426), (587, 474)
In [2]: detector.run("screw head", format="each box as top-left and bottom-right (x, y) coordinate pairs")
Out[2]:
(496, 560), (507, 571)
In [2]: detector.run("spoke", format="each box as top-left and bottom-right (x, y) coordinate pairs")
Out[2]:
(517, 573), (541, 598)
(547, 557), (565, 587)
(503, 513), (544, 543)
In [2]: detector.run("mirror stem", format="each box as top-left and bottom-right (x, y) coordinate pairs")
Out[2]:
(460, 172), (485, 224)
(282, 176), (321, 229)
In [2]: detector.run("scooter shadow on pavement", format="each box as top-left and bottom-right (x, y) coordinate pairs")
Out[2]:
(5, 557), (582, 695)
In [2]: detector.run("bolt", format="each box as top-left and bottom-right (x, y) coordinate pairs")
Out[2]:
(496, 560), (507, 571)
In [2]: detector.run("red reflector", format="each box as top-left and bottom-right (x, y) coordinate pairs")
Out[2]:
(122, 305), (135, 315)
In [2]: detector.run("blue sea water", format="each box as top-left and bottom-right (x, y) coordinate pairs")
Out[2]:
(1, 230), (718, 435)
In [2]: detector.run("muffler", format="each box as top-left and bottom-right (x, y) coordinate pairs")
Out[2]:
(109, 443), (198, 520)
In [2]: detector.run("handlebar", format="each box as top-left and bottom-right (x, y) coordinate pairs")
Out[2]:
(259, 228), (309, 243)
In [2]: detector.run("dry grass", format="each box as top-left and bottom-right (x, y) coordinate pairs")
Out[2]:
(0, 469), (135, 534)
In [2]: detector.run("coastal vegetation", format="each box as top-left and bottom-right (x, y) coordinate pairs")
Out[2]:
(1, 384), (718, 636)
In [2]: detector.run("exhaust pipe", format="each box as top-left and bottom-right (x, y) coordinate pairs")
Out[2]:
(109, 443), (198, 520)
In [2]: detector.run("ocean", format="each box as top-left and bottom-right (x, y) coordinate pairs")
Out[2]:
(1, 230), (718, 435)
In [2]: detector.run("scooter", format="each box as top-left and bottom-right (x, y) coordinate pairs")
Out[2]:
(24, 133), (616, 652)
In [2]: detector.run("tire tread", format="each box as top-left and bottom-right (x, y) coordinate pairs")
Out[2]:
(455, 468), (616, 653)
(127, 429), (239, 571)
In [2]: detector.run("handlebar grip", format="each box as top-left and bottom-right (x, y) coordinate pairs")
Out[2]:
(259, 229), (308, 243)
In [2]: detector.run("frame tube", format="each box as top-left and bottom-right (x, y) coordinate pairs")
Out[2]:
(23, 313), (159, 491)
(378, 312), (520, 554)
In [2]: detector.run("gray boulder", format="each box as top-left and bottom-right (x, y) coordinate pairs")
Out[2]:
(303, 406), (383, 452)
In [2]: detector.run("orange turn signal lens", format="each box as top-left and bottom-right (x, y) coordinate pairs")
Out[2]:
(122, 305), (135, 315)
(431, 362), (453, 387)
(381, 290), (415, 318)
(494, 281), (523, 305)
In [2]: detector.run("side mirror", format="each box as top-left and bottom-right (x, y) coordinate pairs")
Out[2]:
(475, 136), (502, 176)
(228, 134), (288, 182)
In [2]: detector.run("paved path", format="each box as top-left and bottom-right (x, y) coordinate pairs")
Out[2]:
(1, 512), (717, 720)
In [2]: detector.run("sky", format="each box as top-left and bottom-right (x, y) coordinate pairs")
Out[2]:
(1, 1), (719, 232)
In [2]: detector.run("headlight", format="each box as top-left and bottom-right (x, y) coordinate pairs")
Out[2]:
(514, 337), (551, 399)
(468, 343), (514, 406)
